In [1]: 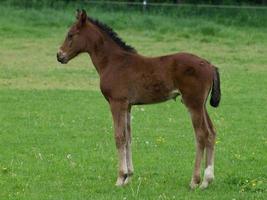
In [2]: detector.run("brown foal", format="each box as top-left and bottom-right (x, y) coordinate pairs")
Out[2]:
(57, 10), (221, 189)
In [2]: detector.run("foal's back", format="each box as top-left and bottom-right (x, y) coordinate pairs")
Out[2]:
(101, 51), (214, 105)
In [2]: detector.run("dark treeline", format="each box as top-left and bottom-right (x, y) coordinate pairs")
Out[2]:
(2, 0), (267, 6)
(111, 0), (267, 5)
(88, 0), (267, 5)
(79, 0), (267, 5)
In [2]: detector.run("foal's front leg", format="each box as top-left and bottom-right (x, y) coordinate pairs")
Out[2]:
(110, 100), (130, 186)
(126, 107), (134, 179)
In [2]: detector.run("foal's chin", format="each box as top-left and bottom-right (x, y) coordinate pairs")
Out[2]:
(61, 54), (79, 64)
(58, 58), (69, 64)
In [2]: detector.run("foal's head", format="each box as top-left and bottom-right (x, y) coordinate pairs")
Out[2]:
(57, 9), (94, 64)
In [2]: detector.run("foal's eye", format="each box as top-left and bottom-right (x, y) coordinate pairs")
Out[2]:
(67, 33), (74, 40)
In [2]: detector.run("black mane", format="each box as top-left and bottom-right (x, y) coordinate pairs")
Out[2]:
(88, 17), (137, 53)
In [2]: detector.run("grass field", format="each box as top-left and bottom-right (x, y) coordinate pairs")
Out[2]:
(0, 3), (267, 200)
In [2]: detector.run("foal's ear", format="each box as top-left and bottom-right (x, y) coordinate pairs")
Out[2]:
(76, 9), (81, 20)
(76, 9), (87, 28)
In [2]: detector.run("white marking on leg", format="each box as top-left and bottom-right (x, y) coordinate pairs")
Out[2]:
(200, 165), (214, 189)
(126, 142), (134, 174)
(115, 147), (128, 186)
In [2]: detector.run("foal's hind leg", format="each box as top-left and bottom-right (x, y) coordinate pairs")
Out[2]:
(200, 109), (216, 189)
(186, 105), (207, 189)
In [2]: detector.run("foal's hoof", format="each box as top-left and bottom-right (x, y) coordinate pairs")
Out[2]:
(199, 166), (214, 189)
(189, 177), (201, 190)
(199, 177), (214, 189)
(115, 177), (126, 186)
(189, 181), (199, 190)
(199, 181), (209, 189)
(115, 174), (132, 186)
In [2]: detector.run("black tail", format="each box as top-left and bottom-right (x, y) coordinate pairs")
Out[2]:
(210, 67), (221, 107)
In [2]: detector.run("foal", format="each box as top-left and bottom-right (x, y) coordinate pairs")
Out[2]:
(57, 10), (221, 189)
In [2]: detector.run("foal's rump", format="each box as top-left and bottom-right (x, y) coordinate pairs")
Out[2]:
(166, 52), (221, 108)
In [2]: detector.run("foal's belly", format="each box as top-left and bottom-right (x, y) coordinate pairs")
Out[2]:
(131, 88), (180, 105)
(127, 66), (180, 105)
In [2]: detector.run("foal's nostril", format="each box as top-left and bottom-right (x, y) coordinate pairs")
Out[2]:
(56, 52), (67, 64)
(56, 53), (60, 59)
(57, 52), (63, 62)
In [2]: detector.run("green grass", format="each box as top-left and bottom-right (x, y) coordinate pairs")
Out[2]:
(0, 3), (267, 200)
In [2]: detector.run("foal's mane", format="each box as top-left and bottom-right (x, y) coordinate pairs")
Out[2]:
(88, 17), (137, 53)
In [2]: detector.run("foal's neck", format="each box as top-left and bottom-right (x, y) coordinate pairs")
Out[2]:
(86, 28), (125, 75)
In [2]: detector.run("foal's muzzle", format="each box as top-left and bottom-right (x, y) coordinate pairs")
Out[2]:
(56, 51), (68, 64)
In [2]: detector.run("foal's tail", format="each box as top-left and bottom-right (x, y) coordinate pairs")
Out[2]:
(210, 67), (221, 107)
